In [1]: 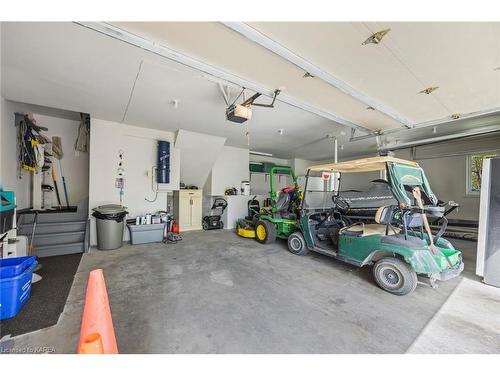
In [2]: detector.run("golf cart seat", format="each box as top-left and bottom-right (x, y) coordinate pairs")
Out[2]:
(340, 206), (400, 237)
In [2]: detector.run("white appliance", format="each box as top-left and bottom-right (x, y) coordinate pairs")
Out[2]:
(476, 157), (500, 287)
(241, 181), (250, 196)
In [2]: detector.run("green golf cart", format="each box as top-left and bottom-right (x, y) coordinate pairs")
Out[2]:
(287, 156), (464, 295)
(254, 166), (301, 244)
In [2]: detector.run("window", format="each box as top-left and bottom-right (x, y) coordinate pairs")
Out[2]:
(466, 153), (497, 195)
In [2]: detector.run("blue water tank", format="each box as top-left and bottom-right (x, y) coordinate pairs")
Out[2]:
(157, 141), (170, 184)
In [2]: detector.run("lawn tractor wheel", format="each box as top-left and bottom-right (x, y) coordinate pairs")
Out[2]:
(287, 231), (308, 256)
(255, 220), (277, 244)
(373, 257), (418, 296)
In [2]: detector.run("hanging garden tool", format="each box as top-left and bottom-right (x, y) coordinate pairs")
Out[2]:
(51, 167), (62, 207)
(52, 136), (70, 207)
(412, 186), (453, 267)
(75, 113), (90, 152)
(17, 114), (49, 174)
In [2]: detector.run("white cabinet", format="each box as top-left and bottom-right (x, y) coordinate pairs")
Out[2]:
(173, 190), (202, 232)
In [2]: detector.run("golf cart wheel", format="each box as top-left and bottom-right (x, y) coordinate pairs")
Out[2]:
(255, 220), (276, 244)
(373, 257), (418, 296)
(202, 221), (208, 230)
(287, 232), (308, 256)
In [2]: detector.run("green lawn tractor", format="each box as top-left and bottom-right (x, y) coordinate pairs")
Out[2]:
(286, 156), (464, 296)
(253, 166), (302, 244)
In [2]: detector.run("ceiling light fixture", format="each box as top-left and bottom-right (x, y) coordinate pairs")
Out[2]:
(366, 106), (375, 110)
(419, 86), (439, 95)
(303, 72), (315, 78)
(451, 113), (460, 120)
(277, 129), (284, 135)
(362, 28), (391, 45)
(250, 151), (273, 157)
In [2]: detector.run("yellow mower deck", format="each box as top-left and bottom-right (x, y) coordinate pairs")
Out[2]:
(237, 225), (256, 238)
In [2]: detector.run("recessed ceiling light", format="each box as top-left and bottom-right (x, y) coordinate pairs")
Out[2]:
(451, 113), (460, 120)
(277, 129), (284, 135)
(366, 106), (375, 110)
(362, 29), (391, 45)
(419, 86), (439, 95)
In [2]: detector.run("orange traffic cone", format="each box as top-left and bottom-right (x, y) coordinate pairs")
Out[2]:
(77, 269), (118, 354)
(79, 333), (104, 354)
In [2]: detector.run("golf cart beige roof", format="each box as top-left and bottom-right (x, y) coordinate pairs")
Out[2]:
(309, 156), (419, 173)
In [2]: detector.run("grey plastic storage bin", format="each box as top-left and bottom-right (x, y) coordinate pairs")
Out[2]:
(92, 204), (128, 250)
(127, 223), (166, 245)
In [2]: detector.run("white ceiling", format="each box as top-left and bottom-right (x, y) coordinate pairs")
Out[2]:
(113, 21), (403, 131)
(1, 22), (348, 160)
(1, 22), (500, 161)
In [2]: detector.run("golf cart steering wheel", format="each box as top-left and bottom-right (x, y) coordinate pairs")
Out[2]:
(332, 195), (350, 211)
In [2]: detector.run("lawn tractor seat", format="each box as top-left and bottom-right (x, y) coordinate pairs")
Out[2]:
(340, 206), (400, 237)
(274, 187), (298, 219)
(275, 191), (290, 213)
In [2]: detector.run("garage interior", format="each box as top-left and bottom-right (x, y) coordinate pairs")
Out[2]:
(1, 21), (499, 354)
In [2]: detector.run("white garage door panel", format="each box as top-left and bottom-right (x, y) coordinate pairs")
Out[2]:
(248, 21), (452, 123)
(248, 22), (500, 123)
(366, 22), (500, 118)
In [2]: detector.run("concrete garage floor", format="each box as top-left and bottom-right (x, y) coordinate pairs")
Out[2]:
(2, 230), (499, 354)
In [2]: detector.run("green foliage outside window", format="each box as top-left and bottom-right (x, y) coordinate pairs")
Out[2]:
(469, 153), (497, 192)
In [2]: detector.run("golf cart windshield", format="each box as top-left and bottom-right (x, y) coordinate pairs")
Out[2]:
(388, 163), (438, 207)
(302, 170), (336, 211)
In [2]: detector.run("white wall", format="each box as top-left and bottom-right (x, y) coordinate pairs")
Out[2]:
(0, 99), (87, 209)
(175, 129), (226, 188)
(292, 158), (314, 177)
(89, 118), (180, 244)
(202, 145), (250, 215)
(208, 146), (249, 196)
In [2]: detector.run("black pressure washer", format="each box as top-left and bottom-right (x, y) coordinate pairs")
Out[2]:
(202, 198), (228, 230)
